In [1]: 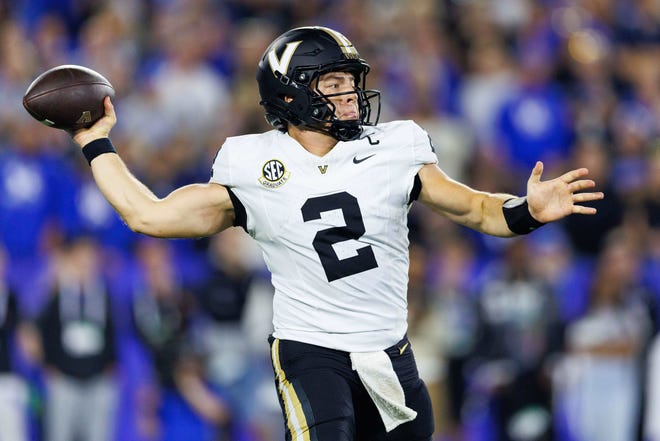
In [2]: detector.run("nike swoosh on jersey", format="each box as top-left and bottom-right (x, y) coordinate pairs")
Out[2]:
(398, 342), (409, 355)
(352, 153), (376, 164)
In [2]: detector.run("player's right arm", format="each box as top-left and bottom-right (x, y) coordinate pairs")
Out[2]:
(72, 97), (235, 238)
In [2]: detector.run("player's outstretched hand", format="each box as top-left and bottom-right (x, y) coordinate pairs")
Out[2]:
(72, 96), (117, 148)
(526, 161), (604, 223)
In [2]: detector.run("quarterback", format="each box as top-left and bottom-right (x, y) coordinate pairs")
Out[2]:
(71, 26), (603, 441)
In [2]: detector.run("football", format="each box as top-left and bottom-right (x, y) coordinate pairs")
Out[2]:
(22, 64), (114, 131)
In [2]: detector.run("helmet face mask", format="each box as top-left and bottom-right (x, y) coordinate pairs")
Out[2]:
(257, 26), (381, 141)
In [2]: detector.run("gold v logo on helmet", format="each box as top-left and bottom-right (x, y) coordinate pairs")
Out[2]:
(268, 41), (302, 75)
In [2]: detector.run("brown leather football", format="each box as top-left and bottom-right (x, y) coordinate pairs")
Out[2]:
(23, 64), (114, 131)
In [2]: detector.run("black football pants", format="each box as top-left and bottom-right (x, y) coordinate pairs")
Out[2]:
(269, 335), (434, 441)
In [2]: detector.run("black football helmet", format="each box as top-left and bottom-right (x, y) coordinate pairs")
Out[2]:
(256, 26), (381, 141)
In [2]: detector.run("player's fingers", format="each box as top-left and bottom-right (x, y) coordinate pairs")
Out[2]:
(528, 161), (544, 184)
(104, 96), (114, 112)
(568, 179), (596, 193)
(573, 192), (604, 203)
(560, 167), (589, 183)
(102, 96), (117, 123)
(572, 205), (598, 215)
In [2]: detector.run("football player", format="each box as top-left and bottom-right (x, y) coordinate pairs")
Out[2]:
(71, 26), (603, 441)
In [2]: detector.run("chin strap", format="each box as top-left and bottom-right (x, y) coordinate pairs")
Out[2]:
(299, 119), (363, 142)
(329, 120), (363, 141)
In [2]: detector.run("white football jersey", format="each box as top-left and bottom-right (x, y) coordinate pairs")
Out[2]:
(210, 120), (438, 352)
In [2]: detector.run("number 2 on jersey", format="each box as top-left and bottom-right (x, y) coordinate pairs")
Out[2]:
(301, 192), (379, 282)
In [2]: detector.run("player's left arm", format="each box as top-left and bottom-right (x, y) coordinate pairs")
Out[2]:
(417, 161), (604, 237)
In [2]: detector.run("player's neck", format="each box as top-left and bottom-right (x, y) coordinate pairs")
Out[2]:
(287, 125), (338, 157)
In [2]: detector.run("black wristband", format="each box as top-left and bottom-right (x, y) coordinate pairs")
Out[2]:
(82, 138), (117, 165)
(502, 196), (545, 235)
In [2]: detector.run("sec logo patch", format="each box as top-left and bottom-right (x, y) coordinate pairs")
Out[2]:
(259, 159), (291, 188)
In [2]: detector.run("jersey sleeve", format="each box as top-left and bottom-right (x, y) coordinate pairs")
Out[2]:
(209, 141), (233, 186)
(410, 122), (439, 166)
(208, 140), (249, 230)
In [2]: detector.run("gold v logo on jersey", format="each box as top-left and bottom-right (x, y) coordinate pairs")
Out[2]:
(317, 165), (328, 174)
(259, 159), (291, 189)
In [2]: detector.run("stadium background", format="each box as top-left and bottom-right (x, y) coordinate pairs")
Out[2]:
(0, 0), (658, 440)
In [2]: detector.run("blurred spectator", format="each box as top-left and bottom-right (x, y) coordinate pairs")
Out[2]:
(403, 243), (439, 432)
(553, 230), (653, 441)
(31, 14), (72, 69)
(468, 238), (563, 441)
(130, 238), (233, 441)
(0, 18), (38, 131)
(561, 16), (618, 141)
(0, 247), (29, 441)
(377, 14), (461, 119)
(143, 4), (232, 149)
(527, 224), (592, 323)
(645, 147), (660, 227)
(0, 116), (70, 311)
(643, 324), (660, 441)
(642, 147), (660, 309)
(73, 7), (141, 98)
(493, 46), (574, 184)
(561, 136), (625, 256)
(402, 18), (474, 184)
(459, 36), (517, 150)
(57, 152), (139, 260)
(223, 18), (279, 135)
(408, 236), (481, 441)
(36, 235), (119, 441)
(613, 0), (660, 45)
(646, 330), (660, 441)
(609, 44), (660, 200)
(192, 228), (278, 440)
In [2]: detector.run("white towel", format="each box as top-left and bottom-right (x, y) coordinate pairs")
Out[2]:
(350, 351), (418, 432)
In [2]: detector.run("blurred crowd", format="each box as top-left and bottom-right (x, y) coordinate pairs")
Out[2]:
(0, 0), (658, 440)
